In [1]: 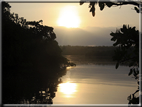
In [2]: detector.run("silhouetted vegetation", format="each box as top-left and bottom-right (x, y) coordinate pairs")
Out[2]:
(2, 2), (74, 104)
(80, 0), (141, 17)
(80, 0), (141, 105)
(3, 67), (67, 104)
(110, 25), (139, 104)
(2, 2), (71, 70)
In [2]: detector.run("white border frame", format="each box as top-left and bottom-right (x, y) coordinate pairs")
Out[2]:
(1, 0), (142, 107)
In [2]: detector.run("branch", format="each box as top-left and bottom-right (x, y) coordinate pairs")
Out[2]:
(112, 1), (141, 7)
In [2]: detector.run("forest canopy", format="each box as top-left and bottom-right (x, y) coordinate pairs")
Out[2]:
(2, 2), (71, 70)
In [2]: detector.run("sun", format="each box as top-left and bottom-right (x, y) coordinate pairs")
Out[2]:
(57, 6), (81, 28)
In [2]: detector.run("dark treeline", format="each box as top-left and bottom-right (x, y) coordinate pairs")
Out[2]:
(60, 45), (115, 57)
(2, 2), (72, 104)
(2, 2), (70, 70)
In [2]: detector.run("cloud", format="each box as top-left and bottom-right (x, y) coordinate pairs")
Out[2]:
(54, 26), (115, 46)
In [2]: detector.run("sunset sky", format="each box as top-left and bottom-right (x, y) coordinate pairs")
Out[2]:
(8, 1), (140, 46)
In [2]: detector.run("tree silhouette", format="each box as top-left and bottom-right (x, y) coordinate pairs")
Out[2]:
(80, 0), (141, 105)
(110, 25), (139, 69)
(110, 25), (139, 104)
(2, 1), (75, 104)
(80, 0), (142, 17)
(2, 1), (71, 70)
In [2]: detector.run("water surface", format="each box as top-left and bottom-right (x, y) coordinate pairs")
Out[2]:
(54, 64), (137, 104)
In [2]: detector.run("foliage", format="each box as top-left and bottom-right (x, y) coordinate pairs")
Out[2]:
(2, 1), (75, 104)
(80, 0), (142, 17)
(2, 2), (70, 70)
(2, 65), (68, 104)
(110, 25), (139, 104)
(80, 1), (141, 104)
(110, 25), (139, 69)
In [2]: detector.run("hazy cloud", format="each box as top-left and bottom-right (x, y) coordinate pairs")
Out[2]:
(54, 26), (116, 46)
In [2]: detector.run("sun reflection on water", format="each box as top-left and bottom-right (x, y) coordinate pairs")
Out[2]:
(67, 66), (72, 70)
(58, 82), (77, 98)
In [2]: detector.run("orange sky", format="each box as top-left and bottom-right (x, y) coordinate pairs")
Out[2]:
(9, 2), (139, 29)
(6, 2), (140, 46)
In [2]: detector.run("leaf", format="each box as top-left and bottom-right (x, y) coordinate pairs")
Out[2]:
(134, 90), (139, 94)
(90, 6), (95, 12)
(80, 1), (85, 5)
(92, 11), (95, 17)
(128, 69), (133, 76)
(129, 61), (134, 67)
(91, 6), (95, 17)
(90, 7), (92, 12)
(115, 62), (119, 69)
(99, 2), (105, 11)
(134, 7), (139, 13)
(127, 94), (131, 100)
(123, 25), (127, 31)
(120, 28), (124, 33)
(133, 69), (137, 76)
(105, 2), (113, 8)
(39, 20), (43, 23)
(128, 101), (131, 104)
(90, 2), (96, 6)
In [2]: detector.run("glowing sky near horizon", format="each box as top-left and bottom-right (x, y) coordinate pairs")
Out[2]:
(9, 3), (139, 28)
(7, 2), (140, 46)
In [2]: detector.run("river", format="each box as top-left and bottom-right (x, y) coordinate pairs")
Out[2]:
(3, 55), (138, 105)
(53, 64), (137, 104)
